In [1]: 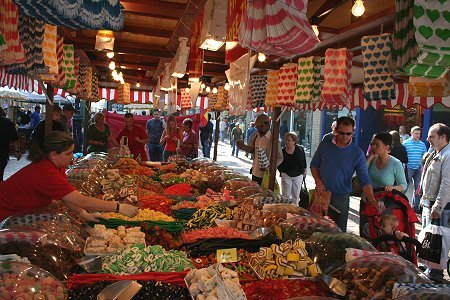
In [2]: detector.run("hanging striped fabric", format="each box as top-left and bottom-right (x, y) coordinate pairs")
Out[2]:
(322, 48), (352, 104)
(51, 36), (65, 86)
(0, 0), (26, 65)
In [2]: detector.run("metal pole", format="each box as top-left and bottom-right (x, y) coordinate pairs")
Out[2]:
(213, 111), (220, 161)
(44, 85), (54, 137)
(268, 107), (281, 191)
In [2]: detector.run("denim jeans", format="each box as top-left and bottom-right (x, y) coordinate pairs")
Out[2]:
(329, 193), (351, 232)
(231, 140), (239, 156)
(407, 167), (422, 211)
(148, 143), (163, 162)
(421, 207), (450, 282)
(201, 139), (211, 158)
(219, 131), (225, 142)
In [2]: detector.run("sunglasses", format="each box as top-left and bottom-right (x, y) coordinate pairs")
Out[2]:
(337, 130), (353, 136)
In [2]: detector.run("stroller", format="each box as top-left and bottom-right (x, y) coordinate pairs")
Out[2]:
(360, 188), (421, 265)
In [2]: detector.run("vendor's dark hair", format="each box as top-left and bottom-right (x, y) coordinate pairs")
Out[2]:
(374, 132), (392, 147)
(431, 123), (450, 142)
(390, 130), (402, 147)
(124, 112), (133, 119)
(28, 131), (74, 162)
(336, 116), (355, 129)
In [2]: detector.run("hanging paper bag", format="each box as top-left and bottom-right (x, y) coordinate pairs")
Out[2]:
(276, 63), (298, 107)
(261, 171), (280, 194)
(308, 189), (331, 216)
(265, 70), (280, 107)
(321, 48), (352, 105)
(418, 221), (450, 270)
(249, 75), (267, 108)
(256, 146), (270, 170)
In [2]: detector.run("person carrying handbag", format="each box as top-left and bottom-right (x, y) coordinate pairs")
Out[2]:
(277, 132), (307, 205)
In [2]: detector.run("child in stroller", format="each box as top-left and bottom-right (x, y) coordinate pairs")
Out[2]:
(361, 188), (422, 264)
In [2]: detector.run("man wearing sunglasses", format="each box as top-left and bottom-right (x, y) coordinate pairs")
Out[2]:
(310, 116), (378, 232)
(236, 114), (283, 185)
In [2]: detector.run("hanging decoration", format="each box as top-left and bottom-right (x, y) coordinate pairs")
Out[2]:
(0, 0), (26, 66)
(12, 0), (125, 30)
(40, 24), (58, 81)
(90, 72), (99, 101)
(171, 37), (189, 78)
(0, 31), (6, 52)
(408, 74), (450, 97)
(199, 0), (227, 51)
(249, 74), (267, 108)
(117, 82), (130, 104)
(239, 0), (319, 57)
(265, 69), (280, 107)
(79, 64), (92, 99)
(225, 0), (247, 63)
(295, 56), (322, 103)
(188, 9), (204, 82)
(276, 63), (298, 107)
(361, 34), (396, 101)
(61, 44), (76, 89)
(68, 56), (80, 94)
(321, 48), (352, 105)
(167, 76), (177, 114)
(215, 85), (229, 111)
(160, 63), (171, 91)
(180, 87), (191, 109)
(51, 35), (65, 86)
(95, 30), (114, 52)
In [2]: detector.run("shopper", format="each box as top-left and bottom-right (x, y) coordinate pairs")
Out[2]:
(279, 120), (288, 147)
(160, 115), (182, 161)
(277, 132), (307, 204)
(146, 110), (165, 162)
(231, 122), (244, 157)
(0, 131), (138, 222)
(199, 114), (213, 158)
(0, 108), (21, 182)
(30, 104), (65, 149)
(245, 122), (257, 158)
(310, 116), (378, 232)
(59, 103), (75, 133)
(29, 105), (41, 129)
(87, 112), (118, 153)
(236, 114), (283, 185)
(419, 123), (450, 283)
(390, 130), (408, 181)
(116, 113), (148, 161)
(219, 118), (226, 142)
(403, 126), (427, 212)
(322, 121), (337, 142)
(399, 125), (410, 142)
(180, 118), (198, 159)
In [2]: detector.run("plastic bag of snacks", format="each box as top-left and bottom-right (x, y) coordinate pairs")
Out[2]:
(392, 283), (450, 299)
(328, 254), (431, 299)
(246, 192), (294, 205)
(223, 178), (259, 192)
(0, 261), (67, 299)
(305, 232), (377, 274)
(263, 204), (310, 220)
(234, 185), (265, 201)
(279, 215), (339, 241)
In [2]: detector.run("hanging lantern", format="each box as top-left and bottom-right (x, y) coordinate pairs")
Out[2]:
(171, 37), (190, 78)
(95, 30), (114, 52)
(199, 0), (227, 51)
(160, 63), (172, 91)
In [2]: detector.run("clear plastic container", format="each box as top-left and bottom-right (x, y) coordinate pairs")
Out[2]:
(0, 261), (67, 299)
(279, 215), (339, 242)
(328, 254), (431, 299)
(263, 205), (311, 222)
(222, 179), (258, 192)
(305, 232), (377, 274)
(234, 185), (265, 201)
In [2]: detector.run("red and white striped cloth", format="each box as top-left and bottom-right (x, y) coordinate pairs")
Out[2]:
(99, 87), (152, 103)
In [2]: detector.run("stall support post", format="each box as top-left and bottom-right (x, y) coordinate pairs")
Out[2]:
(213, 111), (220, 161)
(44, 85), (54, 137)
(83, 100), (91, 155)
(269, 107), (281, 191)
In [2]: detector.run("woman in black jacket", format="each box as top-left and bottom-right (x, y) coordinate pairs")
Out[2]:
(277, 132), (307, 204)
(390, 130), (408, 182)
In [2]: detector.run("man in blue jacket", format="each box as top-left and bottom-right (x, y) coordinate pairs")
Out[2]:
(311, 116), (378, 232)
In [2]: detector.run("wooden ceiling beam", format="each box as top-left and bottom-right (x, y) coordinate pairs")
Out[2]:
(91, 60), (157, 71)
(121, 24), (173, 38)
(310, 0), (348, 24)
(121, 0), (185, 20)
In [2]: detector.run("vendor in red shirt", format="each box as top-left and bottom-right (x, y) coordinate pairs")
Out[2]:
(160, 115), (182, 161)
(116, 113), (148, 161)
(0, 131), (139, 222)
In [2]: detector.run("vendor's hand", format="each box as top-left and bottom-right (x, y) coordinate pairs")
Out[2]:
(119, 203), (139, 217)
(431, 210), (440, 219)
(315, 180), (325, 194)
(79, 210), (107, 222)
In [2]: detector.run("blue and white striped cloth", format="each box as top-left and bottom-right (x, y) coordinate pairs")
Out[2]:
(403, 139), (427, 169)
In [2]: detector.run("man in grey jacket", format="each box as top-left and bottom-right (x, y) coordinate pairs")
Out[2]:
(420, 123), (450, 283)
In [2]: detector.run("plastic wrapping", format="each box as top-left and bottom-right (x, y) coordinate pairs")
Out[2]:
(263, 204), (310, 220)
(0, 261), (67, 299)
(305, 232), (377, 274)
(279, 215), (339, 241)
(190, 159), (218, 170)
(223, 179), (258, 192)
(245, 192), (293, 205)
(0, 228), (48, 246)
(234, 185), (265, 201)
(392, 283), (450, 299)
(328, 254), (431, 299)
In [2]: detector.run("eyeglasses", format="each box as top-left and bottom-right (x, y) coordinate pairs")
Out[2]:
(337, 130), (354, 136)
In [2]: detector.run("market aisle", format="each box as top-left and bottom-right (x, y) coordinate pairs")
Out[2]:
(3, 155), (30, 181)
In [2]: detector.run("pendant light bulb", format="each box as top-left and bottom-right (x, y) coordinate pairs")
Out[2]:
(224, 82), (230, 91)
(112, 69), (118, 78)
(257, 52), (266, 62)
(312, 25), (319, 37)
(212, 87), (218, 94)
(109, 61), (116, 70)
(205, 86), (211, 93)
(106, 51), (114, 58)
(136, 82), (140, 88)
(185, 87), (190, 92)
(352, 0), (365, 17)
(201, 82), (206, 89)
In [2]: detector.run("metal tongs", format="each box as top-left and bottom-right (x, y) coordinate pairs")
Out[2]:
(97, 280), (142, 300)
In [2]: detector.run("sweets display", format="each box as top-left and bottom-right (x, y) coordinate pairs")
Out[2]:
(185, 264), (247, 300)
(113, 157), (140, 174)
(84, 225), (145, 255)
(102, 244), (193, 275)
(233, 205), (274, 231)
(181, 227), (251, 244)
(242, 278), (330, 299)
(101, 209), (175, 222)
(139, 195), (173, 216)
(186, 206), (231, 229)
(164, 183), (193, 196)
(249, 239), (318, 279)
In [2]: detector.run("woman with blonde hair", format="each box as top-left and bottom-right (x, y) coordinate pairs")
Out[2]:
(160, 115), (182, 161)
(87, 112), (118, 153)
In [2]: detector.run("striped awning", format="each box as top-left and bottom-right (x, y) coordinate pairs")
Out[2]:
(99, 87), (152, 104)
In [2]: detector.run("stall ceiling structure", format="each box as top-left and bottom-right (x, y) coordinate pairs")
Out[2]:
(60, 0), (396, 91)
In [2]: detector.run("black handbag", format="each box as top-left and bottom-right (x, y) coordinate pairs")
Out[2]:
(299, 177), (309, 209)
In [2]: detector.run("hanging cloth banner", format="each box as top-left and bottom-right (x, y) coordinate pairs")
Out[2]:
(276, 63), (298, 107)
(249, 75), (267, 108)
(295, 56), (322, 103)
(225, 0), (247, 63)
(188, 9), (204, 82)
(189, 81), (201, 108)
(225, 52), (256, 115)
(0, 0), (26, 65)
(265, 69), (280, 107)
(361, 33), (396, 101)
(180, 88), (191, 109)
(409, 75), (450, 97)
(12, 0), (125, 31)
(321, 48), (352, 105)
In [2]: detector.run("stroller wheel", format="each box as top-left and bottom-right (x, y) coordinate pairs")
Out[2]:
(447, 258), (450, 277)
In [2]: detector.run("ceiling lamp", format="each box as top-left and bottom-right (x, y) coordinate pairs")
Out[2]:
(257, 52), (266, 62)
(106, 51), (114, 58)
(109, 61), (116, 70)
(201, 82), (206, 89)
(212, 87), (218, 94)
(95, 30), (115, 52)
(171, 37), (190, 78)
(160, 63), (172, 91)
(224, 82), (230, 90)
(112, 69), (118, 78)
(312, 25), (319, 37)
(205, 86), (211, 93)
(185, 87), (190, 92)
(199, 0), (227, 51)
(352, 0), (365, 17)
(136, 82), (140, 88)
